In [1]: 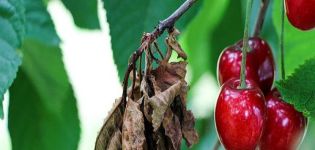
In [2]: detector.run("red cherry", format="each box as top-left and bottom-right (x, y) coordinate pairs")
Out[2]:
(237, 37), (275, 93)
(217, 37), (275, 93)
(215, 78), (266, 150)
(217, 43), (258, 87)
(259, 88), (307, 150)
(285, 0), (315, 30)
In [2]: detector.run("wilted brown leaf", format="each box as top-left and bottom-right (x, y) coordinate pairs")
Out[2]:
(149, 81), (183, 131)
(154, 131), (167, 150)
(128, 71), (142, 101)
(96, 27), (199, 149)
(107, 130), (122, 150)
(163, 109), (182, 150)
(182, 109), (199, 147)
(152, 61), (187, 91)
(143, 95), (152, 122)
(166, 28), (187, 60)
(122, 99), (146, 150)
(95, 98), (124, 150)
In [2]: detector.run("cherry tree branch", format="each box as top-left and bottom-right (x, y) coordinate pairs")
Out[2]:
(253, 0), (270, 37)
(122, 0), (197, 102)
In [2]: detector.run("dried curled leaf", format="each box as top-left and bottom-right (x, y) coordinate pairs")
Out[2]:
(122, 99), (146, 150)
(142, 75), (161, 122)
(178, 81), (198, 147)
(96, 28), (199, 149)
(163, 109), (182, 150)
(107, 130), (122, 150)
(154, 130), (167, 150)
(128, 71), (142, 101)
(152, 61), (187, 91)
(149, 81), (182, 131)
(143, 95), (152, 122)
(95, 98), (124, 150)
(166, 28), (187, 60)
(182, 109), (199, 147)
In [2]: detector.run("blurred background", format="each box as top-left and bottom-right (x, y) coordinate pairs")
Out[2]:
(1, 0), (315, 149)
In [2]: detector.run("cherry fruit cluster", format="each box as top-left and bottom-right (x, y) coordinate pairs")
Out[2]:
(215, 37), (307, 150)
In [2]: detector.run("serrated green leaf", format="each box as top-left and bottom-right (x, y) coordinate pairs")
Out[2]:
(9, 67), (80, 150)
(24, 2), (60, 46)
(276, 58), (315, 117)
(61, 0), (100, 29)
(8, 0), (80, 148)
(7, 0), (25, 47)
(0, 39), (21, 119)
(9, 42), (80, 150)
(103, 0), (200, 81)
(0, 0), (24, 119)
(273, 0), (315, 75)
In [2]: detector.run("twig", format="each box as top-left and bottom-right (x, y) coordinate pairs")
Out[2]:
(213, 139), (221, 150)
(253, 0), (270, 37)
(138, 53), (143, 84)
(154, 41), (164, 59)
(131, 61), (136, 99)
(121, 0), (197, 102)
(148, 45), (160, 63)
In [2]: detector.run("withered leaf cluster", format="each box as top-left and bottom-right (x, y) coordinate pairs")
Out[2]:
(95, 29), (198, 150)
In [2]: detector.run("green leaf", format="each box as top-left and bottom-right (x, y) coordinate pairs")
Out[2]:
(24, 2), (60, 46)
(0, 39), (21, 118)
(180, 0), (230, 85)
(103, 0), (200, 81)
(9, 41), (80, 150)
(0, 0), (24, 118)
(8, 0), (25, 47)
(276, 58), (315, 117)
(0, 0), (15, 18)
(8, 0), (80, 149)
(273, 0), (315, 75)
(61, 0), (100, 29)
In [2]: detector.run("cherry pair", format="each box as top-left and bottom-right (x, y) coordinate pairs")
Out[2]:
(215, 37), (307, 150)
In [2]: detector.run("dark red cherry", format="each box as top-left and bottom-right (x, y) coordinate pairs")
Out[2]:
(259, 88), (307, 150)
(217, 37), (275, 93)
(217, 43), (259, 87)
(285, 0), (315, 30)
(215, 78), (266, 150)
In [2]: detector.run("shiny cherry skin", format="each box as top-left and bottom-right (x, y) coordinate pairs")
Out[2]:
(215, 78), (266, 150)
(237, 37), (275, 93)
(285, 0), (315, 30)
(217, 43), (259, 88)
(259, 88), (307, 150)
(217, 37), (275, 94)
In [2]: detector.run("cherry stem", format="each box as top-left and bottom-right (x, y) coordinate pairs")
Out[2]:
(280, 0), (285, 80)
(253, 0), (270, 37)
(121, 0), (197, 103)
(240, 0), (253, 89)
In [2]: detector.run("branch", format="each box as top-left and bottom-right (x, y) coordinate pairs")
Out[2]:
(253, 0), (270, 37)
(121, 0), (197, 102)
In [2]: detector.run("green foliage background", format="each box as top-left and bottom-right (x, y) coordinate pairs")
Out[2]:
(1, 0), (315, 149)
